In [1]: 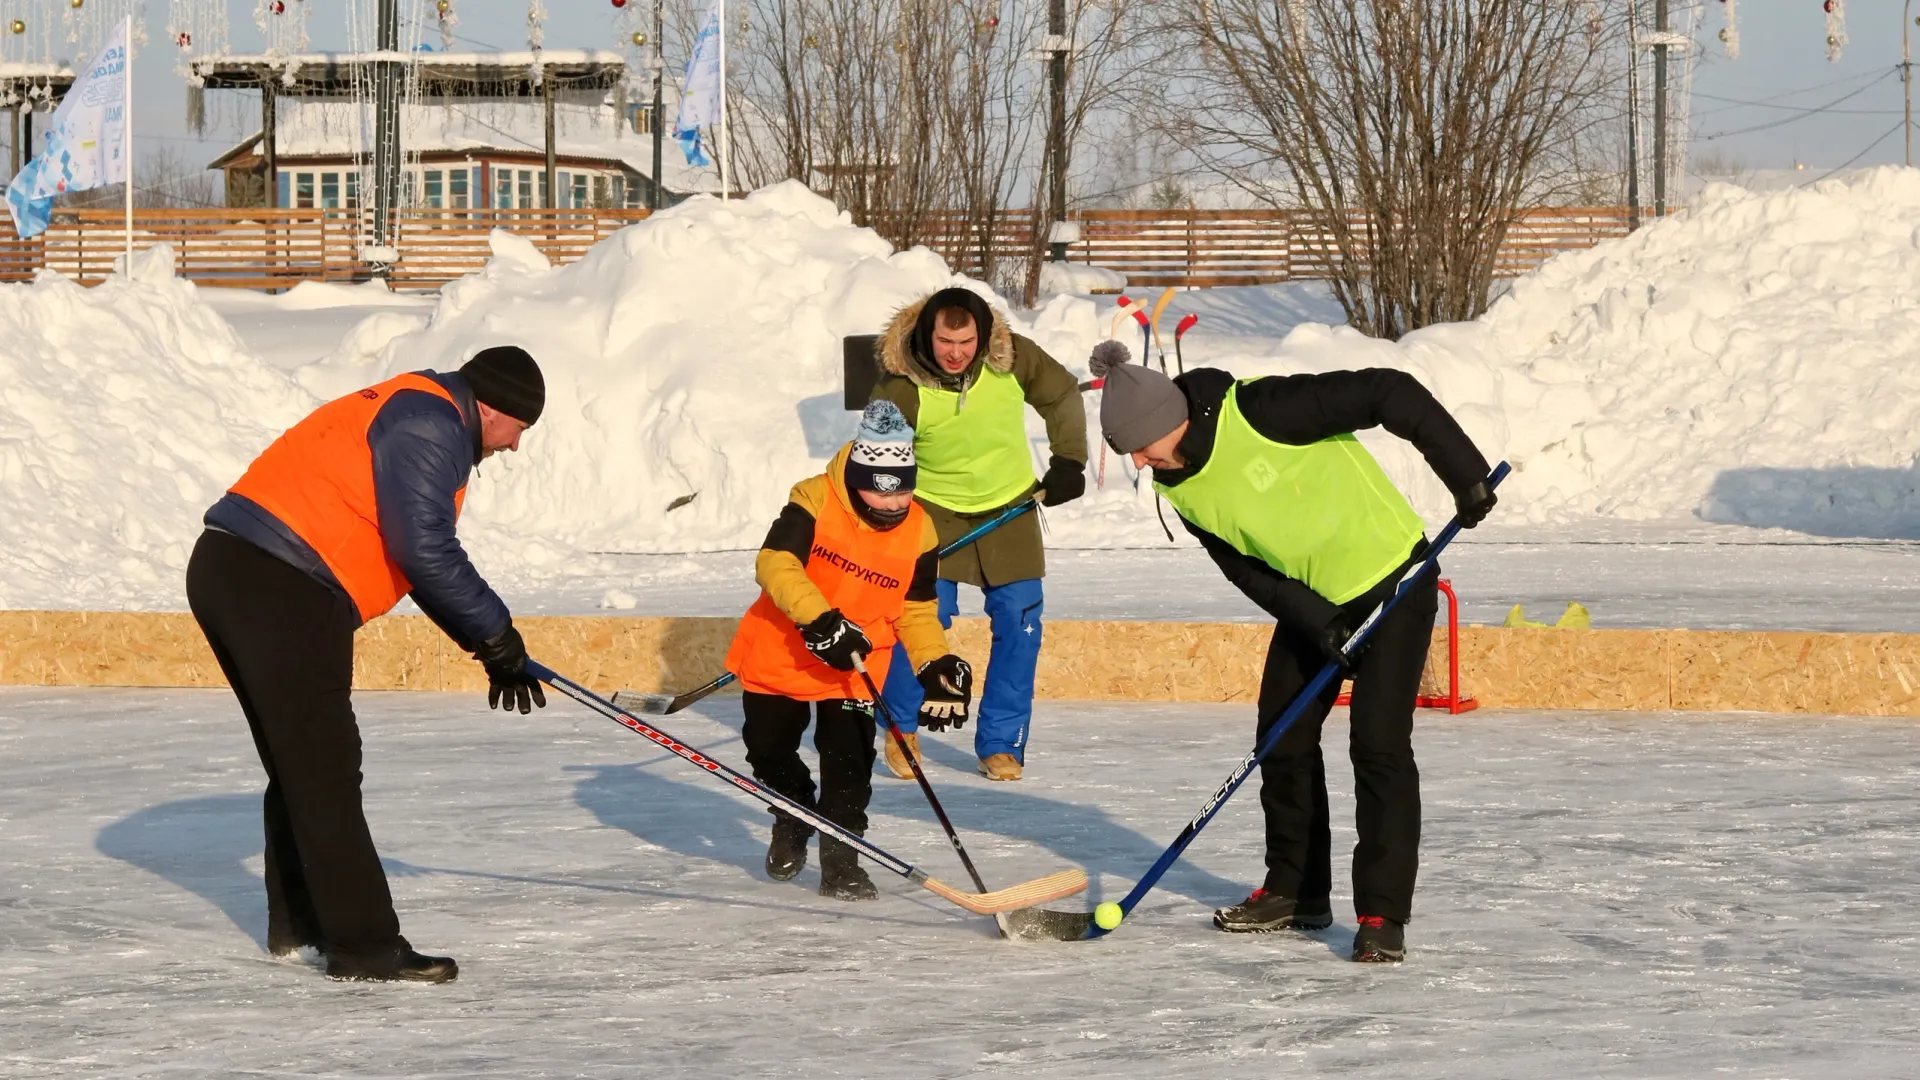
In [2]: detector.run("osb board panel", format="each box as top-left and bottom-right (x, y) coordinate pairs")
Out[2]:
(5, 609), (1920, 717)
(1456, 627), (1671, 712)
(1668, 631), (1920, 716)
(0, 611), (224, 688)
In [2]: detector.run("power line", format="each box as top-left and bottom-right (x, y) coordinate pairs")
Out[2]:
(1811, 119), (1908, 181)
(1692, 91), (1901, 117)
(1690, 67), (1888, 117)
(1696, 70), (1896, 140)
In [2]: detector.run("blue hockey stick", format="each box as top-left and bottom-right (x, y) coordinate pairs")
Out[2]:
(611, 497), (1039, 715)
(1002, 462), (1509, 942)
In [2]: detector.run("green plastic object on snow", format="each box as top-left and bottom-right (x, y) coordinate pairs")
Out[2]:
(1503, 601), (1592, 629)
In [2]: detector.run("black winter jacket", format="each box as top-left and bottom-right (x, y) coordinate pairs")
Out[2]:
(1157, 367), (1490, 639)
(204, 370), (511, 648)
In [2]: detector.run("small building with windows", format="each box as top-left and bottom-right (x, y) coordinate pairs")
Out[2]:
(208, 94), (720, 211)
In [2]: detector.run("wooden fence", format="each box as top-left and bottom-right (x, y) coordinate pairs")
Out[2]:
(0, 205), (1638, 291)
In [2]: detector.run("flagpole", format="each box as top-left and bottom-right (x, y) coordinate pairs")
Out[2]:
(122, 14), (132, 264)
(718, 0), (729, 201)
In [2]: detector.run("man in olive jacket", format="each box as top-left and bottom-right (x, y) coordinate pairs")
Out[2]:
(869, 286), (1087, 781)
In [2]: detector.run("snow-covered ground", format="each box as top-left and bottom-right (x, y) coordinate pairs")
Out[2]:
(4, 687), (1917, 1077)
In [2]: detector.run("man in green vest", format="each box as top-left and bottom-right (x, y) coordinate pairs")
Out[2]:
(1088, 343), (1495, 963)
(870, 287), (1088, 782)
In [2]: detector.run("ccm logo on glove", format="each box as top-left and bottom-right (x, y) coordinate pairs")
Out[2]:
(799, 609), (873, 672)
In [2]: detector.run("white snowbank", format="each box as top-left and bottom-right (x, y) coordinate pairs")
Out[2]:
(1076, 167), (1920, 539)
(5, 169), (1919, 611)
(0, 248), (314, 609)
(1039, 261), (1126, 295)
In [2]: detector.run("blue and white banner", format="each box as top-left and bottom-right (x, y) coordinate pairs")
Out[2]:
(674, 0), (722, 167)
(5, 21), (129, 238)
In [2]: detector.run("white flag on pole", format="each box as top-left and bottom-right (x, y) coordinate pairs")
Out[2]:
(4, 21), (130, 237)
(674, 0), (723, 166)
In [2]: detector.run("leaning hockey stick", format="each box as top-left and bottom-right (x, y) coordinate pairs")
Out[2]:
(612, 498), (1040, 716)
(851, 654), (1016, 934)
(533, 660), (1089, 916)
(1006, 462), (1511, 941)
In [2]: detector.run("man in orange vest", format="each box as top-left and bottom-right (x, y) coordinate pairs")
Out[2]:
(725, 401), (973, 900)
(186, 346), (548, 983)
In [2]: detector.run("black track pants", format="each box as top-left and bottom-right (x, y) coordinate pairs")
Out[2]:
(186, 529), (404, 956)
(740, 692), (877, 836)
(1254, 571), (1438, 924)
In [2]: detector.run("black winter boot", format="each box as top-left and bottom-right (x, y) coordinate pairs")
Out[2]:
(766, 814), (813, 882)
(325, 939), (459, 983)
(1352, 915), (1406, 962)
(1212, 888), (1334, 933)
(818, 837), (877, 901)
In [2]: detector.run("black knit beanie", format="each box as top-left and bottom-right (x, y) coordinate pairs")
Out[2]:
(462, 346), (545, 425)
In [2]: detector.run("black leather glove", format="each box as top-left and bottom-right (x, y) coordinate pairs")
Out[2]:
(1038, 454), (1087, 507)
(472, 624), (546, 714)
(1455, 480), (1497, 529)
(915, 654), (974, 732)
(799, 609), (872, 672)
(1319, 619), (1357, 675)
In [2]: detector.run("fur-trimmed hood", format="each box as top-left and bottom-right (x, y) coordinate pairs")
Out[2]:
(877, 289), (1016, 390)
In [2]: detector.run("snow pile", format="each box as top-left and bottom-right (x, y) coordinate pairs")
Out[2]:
(305, 180), (1102, 575)
(1109, 167), (1920, 536)
(0, 248), (315, 608)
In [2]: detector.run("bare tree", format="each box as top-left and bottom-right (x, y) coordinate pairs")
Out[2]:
(1177, 0), (1612, 337)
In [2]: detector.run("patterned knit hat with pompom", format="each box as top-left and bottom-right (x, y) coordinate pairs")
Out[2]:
(845, 400), (917, 494)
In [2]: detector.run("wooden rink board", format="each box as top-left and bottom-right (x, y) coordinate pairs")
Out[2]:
(6, 611), (1920, 717)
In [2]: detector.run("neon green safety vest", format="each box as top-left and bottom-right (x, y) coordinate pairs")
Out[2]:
(1155, 382), (1425, 605)
(913, 365), (1036, 513)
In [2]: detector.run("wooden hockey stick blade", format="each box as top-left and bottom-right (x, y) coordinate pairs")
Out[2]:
(916, 868), (1088, 915)
(1149, 287), (1175, 350)
(1001, 904), (1097, 942)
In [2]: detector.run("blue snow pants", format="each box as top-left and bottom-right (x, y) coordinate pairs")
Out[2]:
(880, 577), (1044, 763)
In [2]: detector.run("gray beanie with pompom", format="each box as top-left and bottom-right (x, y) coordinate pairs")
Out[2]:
(1089, 340), (1188, 454)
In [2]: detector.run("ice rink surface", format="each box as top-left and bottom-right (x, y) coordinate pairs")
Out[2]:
(4, 688), (1918, 1077)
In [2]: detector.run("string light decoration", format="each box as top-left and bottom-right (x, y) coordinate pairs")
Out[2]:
(436, 0), (456, 51)
(1823, 0), (1846, 62)
(1719, 0), (1737, 59)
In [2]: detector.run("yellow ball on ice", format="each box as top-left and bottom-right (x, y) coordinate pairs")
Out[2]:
(1094, 902), (1124, 930)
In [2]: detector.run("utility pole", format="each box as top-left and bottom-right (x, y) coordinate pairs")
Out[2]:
(1652, 0), (1668, 218)
(1047, 0), (1067, 261)
(261, 82), (277, 207)
(1626, 0), (1641, 229)
(651, 0), (664, 208)
(373, 0), (401, 253)
(1905, 0), (1914, 168)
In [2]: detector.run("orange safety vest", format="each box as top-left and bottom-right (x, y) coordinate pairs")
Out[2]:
(725, 489), (927, 701)
(229, 372), (469, 624)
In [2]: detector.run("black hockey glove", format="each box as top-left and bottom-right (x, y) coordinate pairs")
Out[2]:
(472, 624), (547, 714)
(1318, 619), (1358, 675)
(1038, 455), (1087, 507)
(915, 654), (974, 732)
(1455, 480), (1497, 529)
(800, 609), (872, 672)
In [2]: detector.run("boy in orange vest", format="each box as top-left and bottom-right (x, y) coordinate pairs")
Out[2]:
(724, 401), (974, 900)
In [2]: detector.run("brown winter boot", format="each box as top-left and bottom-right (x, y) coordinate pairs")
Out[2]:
(978, 753), (1022, 781)
(881, 731), (922, 780)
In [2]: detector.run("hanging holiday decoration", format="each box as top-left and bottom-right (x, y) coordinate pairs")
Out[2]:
(436, 0), (457, 51)
(71, 0), (85, 10)
(611, 0), (627, 7)
(9, 20), (24, 35)
(633, 31), (647, 46)
(1719, 0), (1737, 58)
(1824, 0), (1845, 62)
(527, 0), (547, 52)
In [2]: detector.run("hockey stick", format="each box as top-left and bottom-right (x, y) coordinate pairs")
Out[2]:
(612, 499), (1040, 716)
(1148, 287), (1175, 373)
(533, 660), (1089, 916)
(1006, 462), (1510, 941)
(1173, 313), (1197, 376)
(850, 653), (1025, 935)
